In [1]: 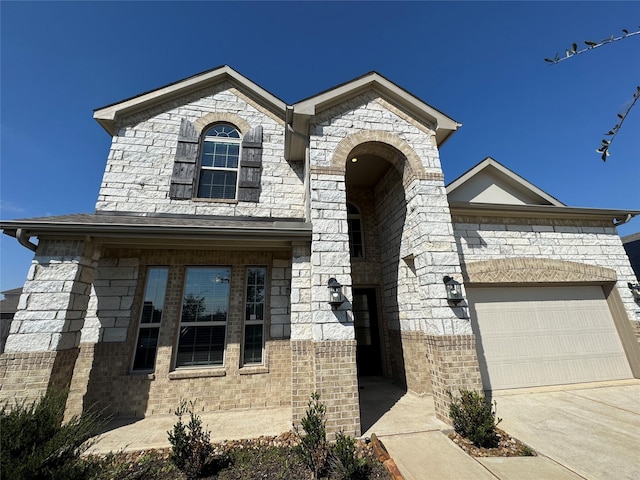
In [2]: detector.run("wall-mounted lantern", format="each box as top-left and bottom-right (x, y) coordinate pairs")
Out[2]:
(328, 278), (345, 308)
(628, 282), (640, 300)
(443, 275), (464, 305)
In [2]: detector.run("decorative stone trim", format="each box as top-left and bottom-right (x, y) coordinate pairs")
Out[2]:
(193, 111), (252, 135)
(464, 257), (617, 284)
(451, 215), (612, 228)
(330, 130), (426, 183)
(310, 166), (346, 176)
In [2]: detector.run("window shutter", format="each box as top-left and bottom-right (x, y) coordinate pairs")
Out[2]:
(169, 118), (199, 199)
(238, 125), (263, 202)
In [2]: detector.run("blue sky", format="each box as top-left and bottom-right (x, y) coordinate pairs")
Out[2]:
(1, 1), (639, 292)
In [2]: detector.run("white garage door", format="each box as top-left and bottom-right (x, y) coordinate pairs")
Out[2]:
(467, 285), (633, 390)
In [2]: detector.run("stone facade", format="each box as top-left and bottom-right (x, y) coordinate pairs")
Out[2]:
(1, 67), (638, 438)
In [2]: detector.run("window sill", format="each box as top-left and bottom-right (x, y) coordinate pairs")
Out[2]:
(128, 372), (156, 380)
(168, 368), (226, 380)
(239, 365), (269, 375)
(192, 198), (238, 204)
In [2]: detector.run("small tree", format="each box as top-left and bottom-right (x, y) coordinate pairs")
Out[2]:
(167, 400), (213, 480)
(294, 392), (329, 479)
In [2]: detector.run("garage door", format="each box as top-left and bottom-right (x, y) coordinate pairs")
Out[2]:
(467, 285), (633, 390)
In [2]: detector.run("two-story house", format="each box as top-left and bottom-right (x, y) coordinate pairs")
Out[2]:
(2, 66), (639, 436)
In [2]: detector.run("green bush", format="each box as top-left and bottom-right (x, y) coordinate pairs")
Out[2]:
(328, 431), (368, 480)
(0, 389), (103, 480)
(167, 400), (213, 480)
(449, 390), (502, 448)
(294, 392), (329, 479)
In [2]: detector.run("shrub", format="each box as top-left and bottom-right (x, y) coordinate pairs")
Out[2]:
(167, 400), (213, 480)
(328, 431), (368, 480)
(449, 390), (502, 448)
(294, 392), (329, 479)
(0, 389), (104, 480)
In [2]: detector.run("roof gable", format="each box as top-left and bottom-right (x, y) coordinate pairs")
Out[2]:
(292, 71), (460, 147)
(93, 65), (287, 135)
(446, 157), (565, 206)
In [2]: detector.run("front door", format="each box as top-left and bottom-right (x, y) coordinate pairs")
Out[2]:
(353, 288), (382, 376)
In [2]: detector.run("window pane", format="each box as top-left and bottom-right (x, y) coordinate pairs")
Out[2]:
(140, 268), (168, 324)
(205, 124), (240, 138)
(197, 170), (237, 199)
(182, 268), (230, 323)
(176, 325), (226, 367)
(133, 327), (159, 371)
(243, 324), (263, 364)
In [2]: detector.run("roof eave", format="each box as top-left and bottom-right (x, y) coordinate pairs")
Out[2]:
(448, 202), (639, 225)
(93, 66), (287, 136)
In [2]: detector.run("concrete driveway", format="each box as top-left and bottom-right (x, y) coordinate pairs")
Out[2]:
(492, 380), (640, 480)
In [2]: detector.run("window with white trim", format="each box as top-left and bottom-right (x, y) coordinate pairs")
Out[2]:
(197, 124), (241, 200)
(132, 267), (168, 371)
(176, 267), (230, 367)
(243, 267), (266, 365)
(347, 203), (364, 258)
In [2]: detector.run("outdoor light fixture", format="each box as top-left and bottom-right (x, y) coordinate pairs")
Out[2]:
(351, 157), (358, 163)
(443, 275), (464, 305)
(629, 282), (640, 300)
(328, 277), (345, 308)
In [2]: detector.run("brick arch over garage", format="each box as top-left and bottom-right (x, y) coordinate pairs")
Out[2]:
(331, 130), (425, 184)
(194, 112), (252, 136)
(463, 257), (617, 284)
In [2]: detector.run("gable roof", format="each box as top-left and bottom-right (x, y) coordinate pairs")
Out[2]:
(93, 65), (288, 135)
(292, 71), (461, 146)
(446, 157), (565, 206)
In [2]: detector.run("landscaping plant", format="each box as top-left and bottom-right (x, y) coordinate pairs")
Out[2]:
(294, 392), (329, 478)
(0, 389), (104, 480)
(167, 400), (214, 480)
(329, 431), (368, 480)
(448, 390), (502, 448)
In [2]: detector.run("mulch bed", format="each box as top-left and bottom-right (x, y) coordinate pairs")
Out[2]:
(447, 428), (536, 457)
(88, 431), (390, 480)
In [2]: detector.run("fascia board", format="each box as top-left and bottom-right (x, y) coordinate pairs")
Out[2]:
(447, 157), (566, 207)
(1, 220), (312, 241)
(448, 201), (639, 223)
(93, 66), (287, 136)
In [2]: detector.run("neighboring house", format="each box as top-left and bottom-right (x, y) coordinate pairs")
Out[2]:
(1, 66), (639, 436)
(622, 232), (640, 280)
(0, 288), (21, 354)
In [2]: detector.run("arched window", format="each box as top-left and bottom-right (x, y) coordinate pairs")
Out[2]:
(197, 124), (241, 199)
(347, 203), (364, 258)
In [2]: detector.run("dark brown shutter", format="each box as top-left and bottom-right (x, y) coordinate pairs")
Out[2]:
(238, 125), (263, 202)
(169, 118), (199, 199)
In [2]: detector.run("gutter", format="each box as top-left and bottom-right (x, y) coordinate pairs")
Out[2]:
(16, 228), (37, 252)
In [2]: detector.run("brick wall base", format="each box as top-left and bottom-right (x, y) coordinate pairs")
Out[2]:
(0, 348), (79, 410)
(388, 330), (432, 395)
(292, 340), (360, 438)
(425, 335), (482, 422)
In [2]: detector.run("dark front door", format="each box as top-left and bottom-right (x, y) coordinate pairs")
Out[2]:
(353, 288), (382, 376)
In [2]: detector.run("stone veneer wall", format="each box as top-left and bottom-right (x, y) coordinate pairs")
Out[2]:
(453, 218), (639, 330)
(96, 81), (304, 218)
(425, 335), (482, 421)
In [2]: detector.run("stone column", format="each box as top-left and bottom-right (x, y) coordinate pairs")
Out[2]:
(0, 239), (99, 407)
(309, 170), (359, 437)
(404, 178), (482, 420)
